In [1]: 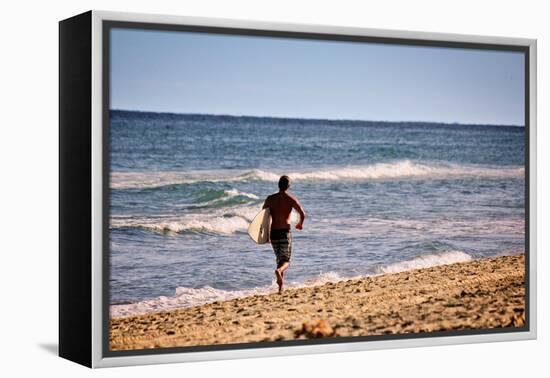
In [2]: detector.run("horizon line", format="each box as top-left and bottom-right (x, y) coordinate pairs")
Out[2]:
(110, 108), (525, 128)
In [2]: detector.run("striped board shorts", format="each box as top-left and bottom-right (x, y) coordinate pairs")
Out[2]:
(270, 229), (292, 267)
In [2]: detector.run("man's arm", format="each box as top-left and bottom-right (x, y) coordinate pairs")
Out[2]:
(291, 197), (306, 230)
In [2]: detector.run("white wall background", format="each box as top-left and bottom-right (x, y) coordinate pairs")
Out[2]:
(0, 0), (546, 376)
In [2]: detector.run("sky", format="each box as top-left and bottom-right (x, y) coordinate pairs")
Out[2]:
(110, 28), (525, 126)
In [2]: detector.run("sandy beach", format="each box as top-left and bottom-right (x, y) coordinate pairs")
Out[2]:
(109, 254), (525, 351)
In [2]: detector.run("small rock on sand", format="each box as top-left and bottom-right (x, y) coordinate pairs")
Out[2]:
(295, 319), (335, 338)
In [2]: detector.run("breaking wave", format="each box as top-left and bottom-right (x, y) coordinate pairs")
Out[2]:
(185, 189), (259, 210)
(110, 206), (302, 236)
(110, 206), (259, 235)
(111, 160), (524, 189)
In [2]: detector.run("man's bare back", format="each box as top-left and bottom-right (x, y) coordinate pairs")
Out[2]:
(263, 192), (304, 230)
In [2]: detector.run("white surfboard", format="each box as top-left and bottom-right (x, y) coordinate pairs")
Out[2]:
(247, 208), (271, 244)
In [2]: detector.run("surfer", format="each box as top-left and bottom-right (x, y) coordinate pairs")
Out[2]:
(262, 175), (306, 294)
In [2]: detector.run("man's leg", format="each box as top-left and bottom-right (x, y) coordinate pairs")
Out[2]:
(275, 261), (290, 294)
(272, 231), (292, 294)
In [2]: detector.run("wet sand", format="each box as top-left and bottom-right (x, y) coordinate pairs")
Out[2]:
(109, 254), (525, 351)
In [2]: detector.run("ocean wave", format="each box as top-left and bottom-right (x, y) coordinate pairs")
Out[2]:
(111, 160), (525, 189)
(375, 251), (473, 274)
(224, 188), (259, 200)
(110, 251), (479, 317)
(111, 214), (251, 235)
(110, 205), (301, 236)
(185, 189), (259, 209)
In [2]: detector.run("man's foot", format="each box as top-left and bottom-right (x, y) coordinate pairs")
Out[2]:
(275, 269), (283, 294)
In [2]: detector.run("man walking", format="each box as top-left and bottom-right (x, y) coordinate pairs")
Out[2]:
(262, 175), (306, 294)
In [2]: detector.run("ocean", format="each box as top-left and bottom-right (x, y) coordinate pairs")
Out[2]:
(109, 110), (525, 317)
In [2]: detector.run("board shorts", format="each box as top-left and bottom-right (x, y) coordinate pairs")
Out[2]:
(270, 228), (292, 267)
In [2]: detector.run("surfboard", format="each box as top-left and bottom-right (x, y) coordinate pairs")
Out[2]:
(248, 208), (271, 244)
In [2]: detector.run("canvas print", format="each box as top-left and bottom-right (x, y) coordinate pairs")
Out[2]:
(107, 27), (526, 351)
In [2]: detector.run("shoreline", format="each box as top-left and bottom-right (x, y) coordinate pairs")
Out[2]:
(110, 254), (525, 351)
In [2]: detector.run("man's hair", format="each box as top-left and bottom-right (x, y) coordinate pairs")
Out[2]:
(278, 175), (290, 191)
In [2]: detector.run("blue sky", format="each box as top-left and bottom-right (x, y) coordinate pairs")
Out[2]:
(110, 28), (525, 126)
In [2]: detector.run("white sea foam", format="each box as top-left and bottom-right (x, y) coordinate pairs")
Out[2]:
(110, 204), (301, 236)
(110, 271), (347, 318)
(376, 251), (473, 274)
(110, 251), (479, 318)
(111, 160), (525, 189)
(281, 161), (523, 181)
(223, 189), (259, 200)
(111, 214), (251, 235)
(190, 189), (259, 208)
(111, 171), (200, 189)
(111, 287), (260, 317)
